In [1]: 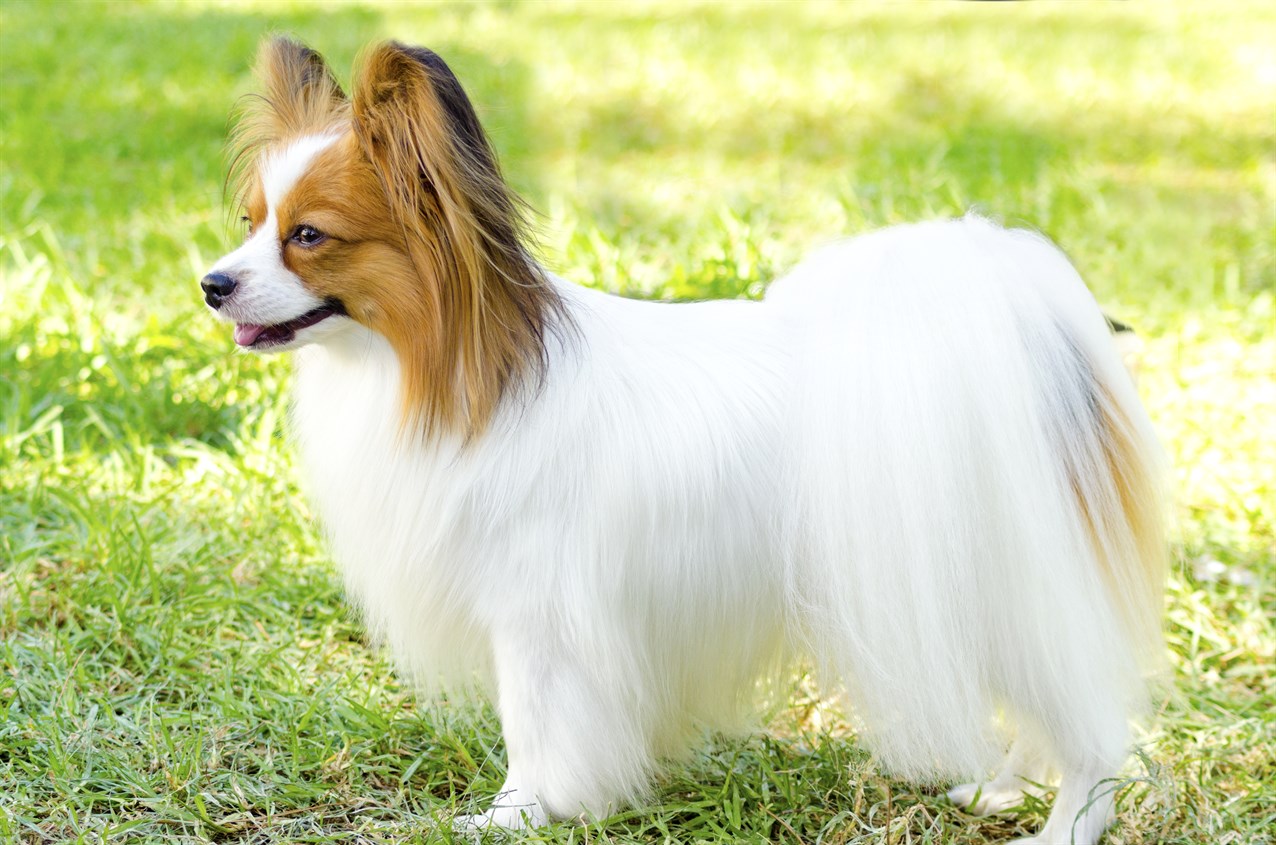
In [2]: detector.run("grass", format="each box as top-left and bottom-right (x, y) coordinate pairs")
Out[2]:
(1, 1), (1273, 842)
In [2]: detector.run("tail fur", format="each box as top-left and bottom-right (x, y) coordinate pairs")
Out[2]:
(773, 215), (1166, 780)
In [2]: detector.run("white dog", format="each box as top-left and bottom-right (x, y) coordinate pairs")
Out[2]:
(202, 38), (1166, 844)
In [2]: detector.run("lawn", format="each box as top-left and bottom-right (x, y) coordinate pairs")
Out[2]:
(1, 1), (1272, 843)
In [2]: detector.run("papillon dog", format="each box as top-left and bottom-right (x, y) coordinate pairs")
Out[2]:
(202, 38), (1166, 844)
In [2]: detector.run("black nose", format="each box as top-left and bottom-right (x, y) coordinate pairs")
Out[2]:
(201, 272), (238, 309)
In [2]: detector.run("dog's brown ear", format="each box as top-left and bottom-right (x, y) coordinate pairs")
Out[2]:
(351, 41), (566, 438)
(255, 36), (347, 138)
(351, 41), (507, 249)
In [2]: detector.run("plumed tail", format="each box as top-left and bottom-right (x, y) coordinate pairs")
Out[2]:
(773, 216), (1166, 780)
(1056, 338), (1168, 672)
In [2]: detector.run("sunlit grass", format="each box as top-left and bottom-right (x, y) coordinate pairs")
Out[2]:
(2, 1), (1273, 842)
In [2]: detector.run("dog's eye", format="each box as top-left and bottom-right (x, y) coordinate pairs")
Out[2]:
(292, 225), (326, 247)
(241, 215), (254, 239)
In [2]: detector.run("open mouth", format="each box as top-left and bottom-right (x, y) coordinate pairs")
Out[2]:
(234, 299), (347, 348)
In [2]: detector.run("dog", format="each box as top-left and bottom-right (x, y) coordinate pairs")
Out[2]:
(201, 37), (1166, 843)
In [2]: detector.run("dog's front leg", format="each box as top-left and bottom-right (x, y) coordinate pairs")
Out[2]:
(454, 767), (548, 830)
(458, 621), (651, 828)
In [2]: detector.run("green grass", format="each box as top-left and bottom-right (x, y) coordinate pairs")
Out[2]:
(2, 1), (1273, 842)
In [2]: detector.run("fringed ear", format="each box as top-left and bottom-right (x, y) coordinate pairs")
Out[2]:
(351, 41), (566, 438)
(255, 36), (347, 137)
(228, 37), (348, 212)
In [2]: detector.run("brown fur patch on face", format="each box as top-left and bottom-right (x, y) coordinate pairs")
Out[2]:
(348, 41), (570, 438)
(269, 133), (432, 349)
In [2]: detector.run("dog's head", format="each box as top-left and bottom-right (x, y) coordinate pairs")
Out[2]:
(202, 38), (563, 434)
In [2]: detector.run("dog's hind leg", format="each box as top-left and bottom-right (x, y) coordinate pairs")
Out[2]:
(1010, 758), (1121, 845)
(947, 731), (1052, 816)
(1001, 699), (1128, 845)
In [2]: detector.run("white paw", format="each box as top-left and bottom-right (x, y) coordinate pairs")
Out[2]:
(454, 786), (549, 831)
(946, 782), (1029, 815)
(452, 813), (495, 834)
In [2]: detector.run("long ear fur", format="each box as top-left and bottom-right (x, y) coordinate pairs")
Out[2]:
(351, 41), (567, 438)
(228, 37), (348, 213)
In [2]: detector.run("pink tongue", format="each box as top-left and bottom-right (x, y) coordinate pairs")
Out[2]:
(234, 324), (267, 347)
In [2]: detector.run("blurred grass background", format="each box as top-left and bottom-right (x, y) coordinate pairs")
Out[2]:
(1, 1), (1272, 843)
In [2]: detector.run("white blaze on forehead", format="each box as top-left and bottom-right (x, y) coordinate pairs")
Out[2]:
(204, 133), (342, 329)
(261, 133), (341, 211)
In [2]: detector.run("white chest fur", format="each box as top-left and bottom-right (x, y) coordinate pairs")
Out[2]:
(290, 292), (793, 700)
